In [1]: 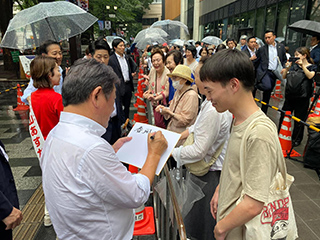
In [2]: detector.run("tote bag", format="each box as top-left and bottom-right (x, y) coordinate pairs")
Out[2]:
(237, 116), (298, 240)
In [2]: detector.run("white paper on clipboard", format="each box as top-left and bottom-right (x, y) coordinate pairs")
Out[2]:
(116, 122), (181, 175)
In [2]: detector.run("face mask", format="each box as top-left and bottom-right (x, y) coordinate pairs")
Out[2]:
(147, 52), (151, 56)
(172, 80), (184, 90)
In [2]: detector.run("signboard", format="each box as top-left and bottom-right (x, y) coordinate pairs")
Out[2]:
(77, 0), (89, 11)
(11, 51), (20, 63)
(19, 55), (35, 79)
(105, 21), (111, 30)
(98, 20), (104, 30)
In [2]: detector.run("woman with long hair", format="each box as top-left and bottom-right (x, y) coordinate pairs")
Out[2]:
(280, 47), (317, 146)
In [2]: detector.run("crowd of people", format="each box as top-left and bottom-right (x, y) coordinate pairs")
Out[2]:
(3, 28), (319, 240)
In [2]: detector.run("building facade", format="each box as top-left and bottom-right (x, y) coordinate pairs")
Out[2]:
(165, 0), (320, 53)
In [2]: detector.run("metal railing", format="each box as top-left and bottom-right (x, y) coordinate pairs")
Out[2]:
(153, 165), (187, 240)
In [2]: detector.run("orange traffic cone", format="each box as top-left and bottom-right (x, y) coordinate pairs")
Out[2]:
(13, 84), (29, 111)
(271, 80), (283, 99)
(133, 205), (155, 236)
(278, 111), (301, 157)
(308, 98), (320, 118)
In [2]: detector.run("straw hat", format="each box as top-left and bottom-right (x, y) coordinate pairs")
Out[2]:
(167, 65), (194, 83)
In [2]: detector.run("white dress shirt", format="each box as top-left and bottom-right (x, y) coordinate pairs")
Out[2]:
(41, 112), (150, 240)
(172, 99), (233, 171)
(22, 66), (63, 104)
(115, 52), (130, 82)
(268, 43), (278, 70)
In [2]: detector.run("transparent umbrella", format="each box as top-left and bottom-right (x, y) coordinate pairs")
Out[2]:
(170, 39), (185, 47)
(0, 1), (97, 50)
(150, 20), (189, 40)
(256, 37), (265, 48)
(134, 28), (168, 44)
(135, 36), (166, 50)
(105, 36), (127, 49)
(201, 36), (223, 46)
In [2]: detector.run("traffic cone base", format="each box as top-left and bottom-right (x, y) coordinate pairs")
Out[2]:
(133, 206), (155, 236)
(14, 84), (29, 111)
(278, 111), (301, 158)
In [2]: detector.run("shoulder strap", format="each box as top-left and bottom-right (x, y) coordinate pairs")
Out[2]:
(239, 116), (287, 186)
(172, 88), (195, 113)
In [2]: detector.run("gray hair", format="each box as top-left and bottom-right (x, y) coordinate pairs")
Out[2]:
(62, 58), (119, 107)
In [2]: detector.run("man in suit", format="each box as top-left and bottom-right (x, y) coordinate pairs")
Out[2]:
(310, 35), (320, 65)
(0, 140), (22, 240)
(243, 36), (257, 61)
(92, 38), (125, 145)
(255, 30), (287, 113)
(109, 39), (137, 119)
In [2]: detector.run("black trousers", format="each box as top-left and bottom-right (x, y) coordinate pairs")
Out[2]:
(278, 96), (310, 144)
(0, 221), (12, 240)
(121, 83), (133, 120)
(261, 71), (277, 114)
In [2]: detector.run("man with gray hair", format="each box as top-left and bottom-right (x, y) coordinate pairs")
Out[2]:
(40, 59), (168, 240)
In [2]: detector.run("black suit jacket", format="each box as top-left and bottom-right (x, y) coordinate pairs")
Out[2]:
(311, 44), (320, 65)
(255, 42), (287, 82)
(0, 141), (19, 223)
(108, 53), (137, 96)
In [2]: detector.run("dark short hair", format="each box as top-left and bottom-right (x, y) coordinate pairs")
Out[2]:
(226, 38), (237, 47)
(31, 56), (57, 88)
(199, 55), (210, 65)
(186, 45), (197, 58)
(62, 59), (119, 107)
(112, 38), (124, 51)
(151, 48), (165, 62)
(312, 35), (320, 41)
(215, 44), (226, 53)
(166, 50), (183, 65)
(200, 49), (255, 91)
(38, 40), (61, 55)
(195, 41), (201, 45)
(265, 30), (276, 36)
(94, 38), (111, 54)
(199, 47), (208, 55)
(247, 36), (256, 43)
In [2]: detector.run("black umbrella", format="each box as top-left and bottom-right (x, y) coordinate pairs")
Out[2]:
(288, 20), (320, 36)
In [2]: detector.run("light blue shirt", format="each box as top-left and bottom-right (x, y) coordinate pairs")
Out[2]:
(268, 43), (278, 71)
(41, 112), (150, 240)
(21, 66), (64, 104)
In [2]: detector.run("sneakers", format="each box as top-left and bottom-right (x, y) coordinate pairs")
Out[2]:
(44, 215), (52, 227)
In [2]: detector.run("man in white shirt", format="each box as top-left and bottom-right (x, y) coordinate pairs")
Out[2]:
(109, 39), (137, 119)
(40, 59), (168, 240)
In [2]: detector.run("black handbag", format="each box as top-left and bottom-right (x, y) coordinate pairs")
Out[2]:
(285, 65), (312, 98)
(304, 122), (320, 170)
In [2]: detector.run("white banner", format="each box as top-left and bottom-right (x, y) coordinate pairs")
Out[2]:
(19, 55), (35, 79)
(29, 102), (45, 160)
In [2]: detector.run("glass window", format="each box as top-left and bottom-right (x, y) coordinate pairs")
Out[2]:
(221, 18), (228, 40)
(227, 17), (234, 39)
(239, 10), (255, 29)
(255, 7), (265, 39)
(287, 0), (306, 53)
(265, 4), (277, 31)
(276, 1), (289, 43)
(310, 0), (320, 22)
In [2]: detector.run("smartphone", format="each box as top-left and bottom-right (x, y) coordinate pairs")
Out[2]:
(289, 57), (299, 62)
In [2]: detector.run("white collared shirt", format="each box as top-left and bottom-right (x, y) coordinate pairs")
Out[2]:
(310, 43), (318, 52)
(172, 99), (233, 171)
(41, 112), (150, 240)
(248, 48), (256, 57)
(268, 43), (278, 70)
(115, 52), (130, 82)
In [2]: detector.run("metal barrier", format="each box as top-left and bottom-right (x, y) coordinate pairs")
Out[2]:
(153, 165), (187, 240)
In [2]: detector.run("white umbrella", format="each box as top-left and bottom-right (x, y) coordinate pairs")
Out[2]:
(170, 39), (185, 47)
(150, 20), (189, 40)
(0, 1), (97, 50)
(105, 36), (127, 48)
(134, 28), (168, 44)
(201, 36), (222, 46)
